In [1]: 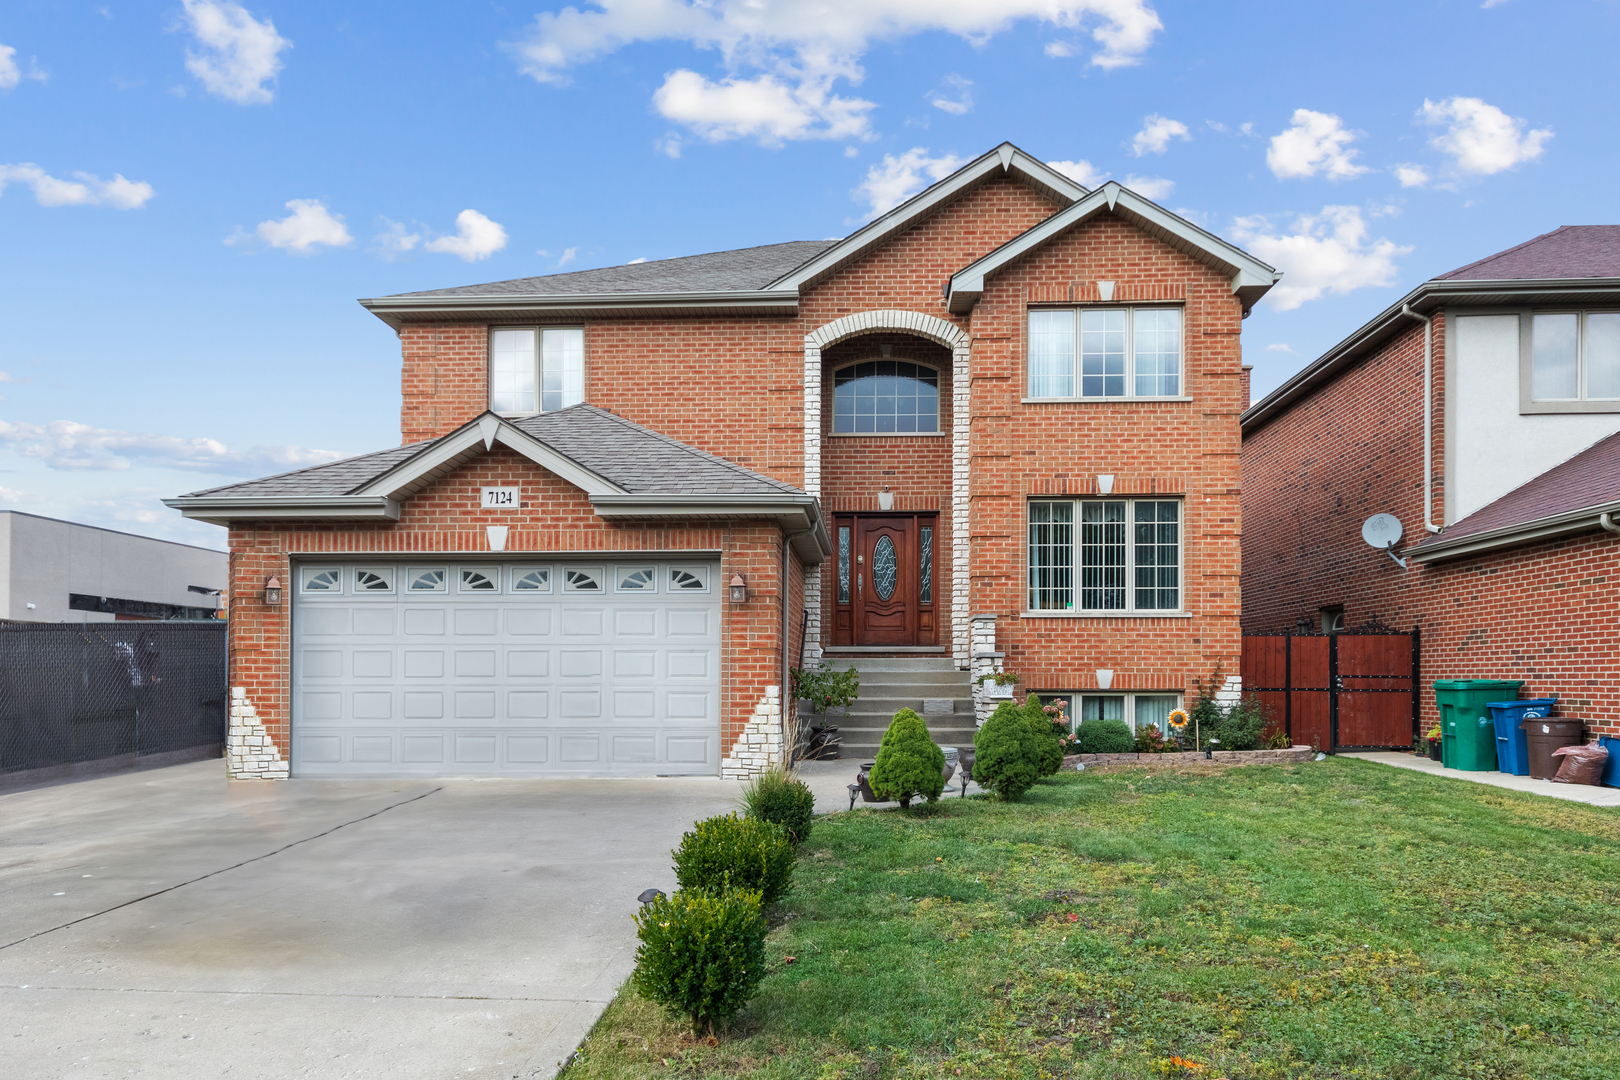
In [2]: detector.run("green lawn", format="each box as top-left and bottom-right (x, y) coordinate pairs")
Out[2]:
(562, 758), (1620, 1080)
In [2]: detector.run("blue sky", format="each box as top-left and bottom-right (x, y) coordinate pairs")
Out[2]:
(0, 0), (1609, 549)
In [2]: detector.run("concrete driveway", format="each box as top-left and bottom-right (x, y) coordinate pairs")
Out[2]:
(0, 760), (744, 1079)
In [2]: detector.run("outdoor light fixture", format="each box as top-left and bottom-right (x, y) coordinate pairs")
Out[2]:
(263, 576), (283, 606)
(638, 889), (666, 906)
(729, 573), (748, 604)
(877, 485), (895, 511)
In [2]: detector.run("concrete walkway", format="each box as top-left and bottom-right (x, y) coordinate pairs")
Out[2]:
(1342, 751), (1620, 807)
(0, 760), (745, 1080)
(793, 758), (982, 814)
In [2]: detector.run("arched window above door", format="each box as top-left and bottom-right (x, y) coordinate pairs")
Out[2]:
(831, 360), (940, 434)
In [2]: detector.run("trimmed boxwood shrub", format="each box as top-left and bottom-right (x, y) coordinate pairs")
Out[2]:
(972, 700), (1042, 801)
(1075, 718), (1135, 754)
(1022, 694), (1066, 777)
(672, 813), (794, 905)
(867, 708), (946, 809)
(631, 887), (767, 1037)
(740, 767), (816, 846)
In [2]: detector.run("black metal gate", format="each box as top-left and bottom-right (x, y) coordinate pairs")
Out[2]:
(0, 620), (228, 778)
(1242, 623), (1420, 752)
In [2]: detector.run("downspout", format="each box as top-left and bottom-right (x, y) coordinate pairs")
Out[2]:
(1601, 513), (1620, 535)
(1400, 305), (1443, 534)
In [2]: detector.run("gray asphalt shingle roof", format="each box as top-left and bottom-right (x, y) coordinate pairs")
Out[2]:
(1436, 225), (1620, 281)
(180, 406), (803, 500)
(390, 240), (838, 299)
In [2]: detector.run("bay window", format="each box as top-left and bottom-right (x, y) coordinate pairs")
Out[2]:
(490, 327), (584, 414)
(1028, 498), (1182, 613)
(1027, 307), (1183, 400)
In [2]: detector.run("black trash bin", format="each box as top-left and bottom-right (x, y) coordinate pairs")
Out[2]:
(1523, 717), (1585, 780)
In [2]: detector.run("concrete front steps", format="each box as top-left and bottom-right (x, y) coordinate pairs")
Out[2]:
(810, 656), (975, 761)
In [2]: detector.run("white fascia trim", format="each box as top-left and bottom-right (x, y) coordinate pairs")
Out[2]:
(353, 414), (625, 501)
(161, 496), (401, 525)
(1408, 499), (1620, 563)
(591, 493), (832, 562)
(946, 182), (1280, 315)
(358, 290), (799, 328)
(768, 143), (1087, 293)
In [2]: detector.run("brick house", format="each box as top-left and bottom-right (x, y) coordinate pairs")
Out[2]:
(168, 143), (1279, 779)
(1241, 226), (1620, 743)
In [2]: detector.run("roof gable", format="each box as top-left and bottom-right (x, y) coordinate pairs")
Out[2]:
(946, 181), (1279, 315)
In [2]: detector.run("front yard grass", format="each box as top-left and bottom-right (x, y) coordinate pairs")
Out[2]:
(562, 758), (1620, 1079)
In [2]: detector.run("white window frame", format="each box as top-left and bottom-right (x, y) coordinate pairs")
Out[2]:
(1025, 305), (1187, 402)
(1521, 309), (1620, 413)
(488, 326), (585, 415)
(1026, 498), (1184, 615)
(1040, 692), (1184, 733)
(300, 566), (343, 594)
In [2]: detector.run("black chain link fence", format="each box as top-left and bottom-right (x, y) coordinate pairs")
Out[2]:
(0, 620), (227, 780)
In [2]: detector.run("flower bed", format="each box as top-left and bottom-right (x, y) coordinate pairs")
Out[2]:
(1063, 745), (1314, 768)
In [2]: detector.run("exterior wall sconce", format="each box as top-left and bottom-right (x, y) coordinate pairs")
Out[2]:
(877, 485), (894, 511)
(729, 573), (748, 604)
(264, 576), (283, 606)
(1096, 474), (1115, 495)
(1096, 668), (1115, 690)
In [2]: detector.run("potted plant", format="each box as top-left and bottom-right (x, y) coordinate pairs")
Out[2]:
(790, 665), (860, 719)
(976, 671), (1019, 700)
(1426, 725), (1442, 761)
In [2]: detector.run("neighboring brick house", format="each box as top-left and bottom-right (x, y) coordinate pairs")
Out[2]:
(168, 142), (1279, 779)
(1242, 226), (1620, 742)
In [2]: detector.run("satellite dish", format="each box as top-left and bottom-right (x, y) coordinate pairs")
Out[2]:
(1361, 514), (1407, 568)
(1361, 514), (1404, 549)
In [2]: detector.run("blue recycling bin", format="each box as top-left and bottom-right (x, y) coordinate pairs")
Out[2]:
(1600, 736), (1620, 789)
(1486, 698), (1558, 776)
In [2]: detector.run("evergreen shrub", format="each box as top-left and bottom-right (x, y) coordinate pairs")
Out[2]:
(631, 888), (767, 1037)
(867, 708), (946, 809)
(740, 767), (816, 846)
(672, 813), (794, 905)
(972, 701), (1042, 801)
(1075, 718), (1135, 754)
(1021, 694), (1066, 777)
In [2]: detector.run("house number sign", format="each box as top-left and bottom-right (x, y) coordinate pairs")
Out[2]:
(481, 486), (519, 509)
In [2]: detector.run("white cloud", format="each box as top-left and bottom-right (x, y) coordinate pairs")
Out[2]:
(0, 419), (347, 475)
(510, 1), (1162, 144)
(180, 0), (290, 105)
(652, 68), (874, 145)
(556, 246), (578, 268)
(1265, 343), (1302, 356)
(627, 256), (648, 264)
(424, 209), (508, 262)
(1418, 96), (1551, 176)
(1124, 174), (1174, 200)
(1394, 164), (1430, 189)
(374, 218), (421, 259)
(854, 148), (965, 220)
(1266, 109), (1368, 180)
(230, 199), (352, 253)
(1231, 205), (1412, 312)
(928, 74), (973, 116)
(0, 164), (155, 209)
(0, 485), (44, 504)
(0, 43), (17, 90)
(1047, 159), (1104, 187)
(1130, 113), (1188, 157)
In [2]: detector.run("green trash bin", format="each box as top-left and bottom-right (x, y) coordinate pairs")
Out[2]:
(1434, 680), (1524, 771)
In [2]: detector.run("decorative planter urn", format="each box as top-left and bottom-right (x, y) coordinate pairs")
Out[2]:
(983, 682), (1016, 700)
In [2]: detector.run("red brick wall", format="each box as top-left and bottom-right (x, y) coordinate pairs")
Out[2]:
(227, 447), (788, 759)
(963, 214), (1247, 700)
(1242, 312), (1620, 738)
(401, 325), (489, 444)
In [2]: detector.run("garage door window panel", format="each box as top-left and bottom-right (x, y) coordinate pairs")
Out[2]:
(565, 568), (603, 592)
(302, 567), (342, 593)
(355, 567), (395, 592)
(616, 566), (657, 592)
(459, 568), (499, 593)
(511, 567), (551, 592)
(669, 566), (709, 591)
(409, 568), (447, 592)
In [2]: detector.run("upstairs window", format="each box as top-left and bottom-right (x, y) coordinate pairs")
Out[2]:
(1028, 499), (1182, 613)
(490, 327), (584, 414)
(832, 361), (940, 434)
(1028, 307), (1182, 400)
(1531, 312), (1620, 402)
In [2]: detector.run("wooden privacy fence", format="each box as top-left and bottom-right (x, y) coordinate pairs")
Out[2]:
(1241, 625), (1420, 752)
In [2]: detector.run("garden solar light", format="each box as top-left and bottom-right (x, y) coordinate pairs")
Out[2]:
(638, 889), (665, 906)
(263, 576), (282, 606)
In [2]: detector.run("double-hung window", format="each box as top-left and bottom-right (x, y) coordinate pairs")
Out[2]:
(1027, 307), (1183, 399)
(1529, 311), (1620, 404)
(1027, 499), (1182, 613)
(490, 327), (585, 414)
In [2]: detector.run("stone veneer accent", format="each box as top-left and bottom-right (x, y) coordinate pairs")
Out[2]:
(804, 309), (973, 668)
(720, 685), (785, 780)
(970, 613), (1003, 727)
(227, 686), (288, 780)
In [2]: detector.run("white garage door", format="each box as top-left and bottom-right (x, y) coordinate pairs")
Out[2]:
(290, 559), (721, 777)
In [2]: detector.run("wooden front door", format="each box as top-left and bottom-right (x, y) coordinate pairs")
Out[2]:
(833, 514), (937, 647)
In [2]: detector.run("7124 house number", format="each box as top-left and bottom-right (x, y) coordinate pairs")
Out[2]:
(481, 486), (519, 509)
